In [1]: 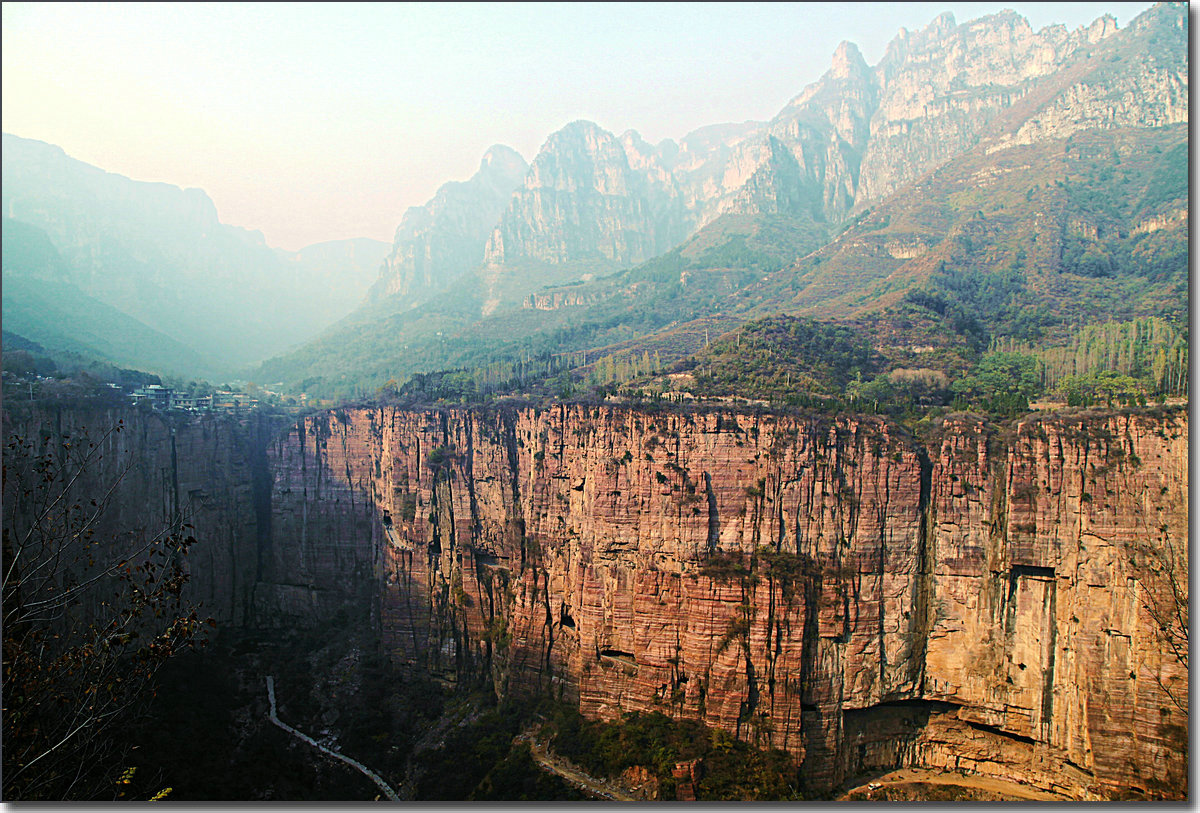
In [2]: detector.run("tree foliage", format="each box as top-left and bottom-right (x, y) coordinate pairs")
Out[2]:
(951, 352), (1042, 416)
(992, 317), (1188, 397)
(682, 315), (880, 402)
(545, 705), (801, 800)
(2, 422), (208, 800)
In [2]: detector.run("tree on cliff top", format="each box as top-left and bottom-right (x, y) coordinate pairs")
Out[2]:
(2, 421), (208, 800)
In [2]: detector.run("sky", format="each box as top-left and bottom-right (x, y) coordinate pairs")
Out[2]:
(2, 2), (1160, 251)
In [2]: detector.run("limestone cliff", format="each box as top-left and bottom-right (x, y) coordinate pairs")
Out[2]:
(369, 146), (527, 306)
(271, 403), (1187, 799)
(482, 122), (690, 270)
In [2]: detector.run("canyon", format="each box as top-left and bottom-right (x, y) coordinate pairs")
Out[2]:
(3, 3), (1187, 802)
(5, 401), (1186, 800)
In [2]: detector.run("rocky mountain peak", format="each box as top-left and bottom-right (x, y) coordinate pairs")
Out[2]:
(1129, 1), (1187, 33)
(479, 144), (526, 177)
(830, 40), (868, 81)
(368, 143), (527, 305)
(482, 118), (689, 275)
(618, 129), (669, 173)
(1085, 12), (1119, 42)
(549, 118), (609, 148)
(923, 10), (957, 40)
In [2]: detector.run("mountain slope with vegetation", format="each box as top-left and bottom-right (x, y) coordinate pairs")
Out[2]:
(2, 219), (219, 377)
(255, 3), (1186, 406)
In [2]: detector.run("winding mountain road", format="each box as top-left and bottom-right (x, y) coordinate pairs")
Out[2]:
(514, 729), (638, 801)
(265, 675), (401, 801)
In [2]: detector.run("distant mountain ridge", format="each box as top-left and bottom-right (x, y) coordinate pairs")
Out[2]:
(260, 2), (1187, 397)
(2, 218), (218, 376)
(360, 3), (1184, 325)
(2, 134), (389, 377)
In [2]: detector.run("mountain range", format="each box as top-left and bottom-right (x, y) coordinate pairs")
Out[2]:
(1, 3), (1187, 401)
(2, 134), (389, 379)
(255, 2), (1188, 399)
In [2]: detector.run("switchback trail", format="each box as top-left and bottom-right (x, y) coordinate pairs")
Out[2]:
(265, 675), (401, 801)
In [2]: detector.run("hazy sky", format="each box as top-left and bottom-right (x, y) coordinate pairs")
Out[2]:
(3, 2), (1159, 250)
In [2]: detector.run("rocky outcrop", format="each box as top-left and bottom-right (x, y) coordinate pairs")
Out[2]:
(855, 10), (1076, 203)
(711, 40), (876, 225)
(524, 289), (603, 311)
(369, 146), (527, 306)
(272, 404), (1187, 799)
(986, 6), (1187, 157)
(482, 122), (689, 270)
(1131, 207), (1187, 237)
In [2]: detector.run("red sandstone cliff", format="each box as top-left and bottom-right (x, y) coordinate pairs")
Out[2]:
(268, 404), (1186, 799)
(5, 402), (1185, 798)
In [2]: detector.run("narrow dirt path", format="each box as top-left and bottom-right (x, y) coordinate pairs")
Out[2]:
(514, 729), (638, 801)
(265, 675), (401, 801)
(839, 766), (1067, 801)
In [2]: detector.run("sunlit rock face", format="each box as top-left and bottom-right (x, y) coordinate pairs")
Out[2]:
(270, 404), (1187, 800)
(12, 401), (1185, 798)
(482, 121), (692, 269)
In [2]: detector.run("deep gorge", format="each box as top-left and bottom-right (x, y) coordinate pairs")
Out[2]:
(4, 402), (1187, 800)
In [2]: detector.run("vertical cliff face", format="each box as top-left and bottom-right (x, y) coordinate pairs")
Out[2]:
(10, 402), (1182, 797)
(918, 411), (1189, 799)
(713, 40), (876, 226)
(272, 403), (1187, 799)
(253, 411), (390, 626)
(482, 122), (689, 270)
(1, 407), (270, 627)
